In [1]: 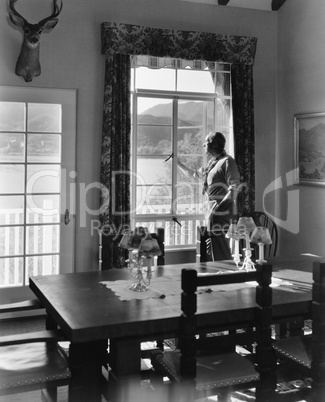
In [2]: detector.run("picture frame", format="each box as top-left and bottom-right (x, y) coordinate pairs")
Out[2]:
(294, 111), (325, 186)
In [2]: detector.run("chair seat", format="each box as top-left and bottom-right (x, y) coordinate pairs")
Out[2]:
(0, 342), (71, 392)
(152, 349), (259, 391)
(273, 335), (312, 369)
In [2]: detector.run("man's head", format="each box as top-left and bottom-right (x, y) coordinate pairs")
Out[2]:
(204, 132), (226, 155)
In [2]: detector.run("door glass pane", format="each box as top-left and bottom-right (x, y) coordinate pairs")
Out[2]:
(26, 255), (59, 278)
(0, 133), (25, 162)
(0, 226), (24, 256)
(28, 104), (62, 133)
(26, 165), (60, 193)
(26, 225), (59, 254)
(0, 257), (23, 287)
(27, 134), (61, 163)
(0, 196), (24, 225)
(0, 102), (25, 132)
(0, 165), (25, 194)
(26, 195), (60, 223)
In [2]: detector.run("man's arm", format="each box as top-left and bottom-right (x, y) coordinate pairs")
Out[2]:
(177, 158), (202, 179)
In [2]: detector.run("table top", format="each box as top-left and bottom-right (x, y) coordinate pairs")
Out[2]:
(29, 254), (321, 344)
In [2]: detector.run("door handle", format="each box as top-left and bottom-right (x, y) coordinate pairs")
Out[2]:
(64, 209), (70, 225)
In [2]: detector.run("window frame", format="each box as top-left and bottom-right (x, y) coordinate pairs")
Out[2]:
(130, 63), (233, 249)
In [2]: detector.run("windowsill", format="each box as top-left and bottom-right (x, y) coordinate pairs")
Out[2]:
(165, 246), (196, 253)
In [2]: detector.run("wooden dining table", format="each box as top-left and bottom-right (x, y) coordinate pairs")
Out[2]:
(29, 253), (320, 392)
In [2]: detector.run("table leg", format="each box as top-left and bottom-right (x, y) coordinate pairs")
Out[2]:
(68, 340), (108, 402)
(45, 312), (58, 330)
(109, 338), (142, 376)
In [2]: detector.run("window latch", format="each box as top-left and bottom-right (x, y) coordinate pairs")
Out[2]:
(172, 217), (182, 227)
(165, 153), (174, 162)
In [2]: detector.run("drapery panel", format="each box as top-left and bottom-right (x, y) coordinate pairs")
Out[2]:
(100, 54), (131, 268)
(100, 22), (257, 267)
(231, 64), (255, 216)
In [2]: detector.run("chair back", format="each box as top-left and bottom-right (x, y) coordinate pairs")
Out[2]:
(100, 227), (165, 269)
(0, 304), (70, 397)
(251, 211), (278, 257)
(179, 264), (274, 400)
(311, 260), (325, 400)
(196, 226), (213, 263)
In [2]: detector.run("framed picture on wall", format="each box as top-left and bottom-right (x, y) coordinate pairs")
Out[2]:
(294, 111), (325, 186)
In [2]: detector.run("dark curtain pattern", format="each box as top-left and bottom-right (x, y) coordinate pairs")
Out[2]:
(101, 23), (257, 64)
(100, 22), (257, 267)
(231, 64), (255, 216)
(100, 54), (131, 268)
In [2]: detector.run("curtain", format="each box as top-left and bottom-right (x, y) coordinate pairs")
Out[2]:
(100, 22), (257, 267)
(231, 64), (255, 216)
(100, 54), (131, 268)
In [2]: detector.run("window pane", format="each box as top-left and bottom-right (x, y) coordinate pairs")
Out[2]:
(177, 69), (215, 93)
(28, 103), (62, 133)
(178, 100), (215, 135)
(26, 254), (59, 278)
(135, 67), (175, 91)
(0, 102), (25, 132)
(0, 165), (25, 194)
(137, 157), (171, 185)
(138, 98), (172, 123)
(0, 196), (24, 225)
(26, 225), (59, 254)
(26, 165), (60, 193)
(0, 257), (24, 287)
(176, 182), (203, 215)
(137, 126), (172, 155)
(0, 133), (25, 162)
(215, 99), (231, 129)
(27, 134), (61, 163)
(26, 195), (60, 223)
(0, 226), (24, 256)
(137, 185), (172, 214)
(216, 71), (231, 96)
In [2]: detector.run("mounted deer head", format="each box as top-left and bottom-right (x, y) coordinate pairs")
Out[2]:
(9, 0), (63, 82)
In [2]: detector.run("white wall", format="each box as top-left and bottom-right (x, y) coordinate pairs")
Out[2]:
(0, 0), (278, 271)
(276, 0), (325, 256)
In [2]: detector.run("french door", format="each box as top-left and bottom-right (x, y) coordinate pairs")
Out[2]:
(0, 86), (76, 301)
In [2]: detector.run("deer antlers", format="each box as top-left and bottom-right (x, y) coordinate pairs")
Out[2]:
(9, 0), (63, 82)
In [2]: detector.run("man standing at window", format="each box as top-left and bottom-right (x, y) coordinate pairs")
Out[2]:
(178, 131), (240, 260)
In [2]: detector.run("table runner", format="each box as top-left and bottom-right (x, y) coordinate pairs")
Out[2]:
(100, 275), (297, 301)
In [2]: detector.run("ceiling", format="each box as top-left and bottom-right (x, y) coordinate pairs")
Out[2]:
(181, 0), (287, 11)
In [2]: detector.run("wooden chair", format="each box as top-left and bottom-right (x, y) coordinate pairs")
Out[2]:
(273, 260), (325, 402)
(196, 225), (213, 262)
(0, 301), (71, 401)
(150, 264), (277, 402)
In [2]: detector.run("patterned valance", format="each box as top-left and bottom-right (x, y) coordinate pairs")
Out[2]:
(101, 22), (257, 65)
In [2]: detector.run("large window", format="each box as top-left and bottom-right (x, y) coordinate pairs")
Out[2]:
(131, 56), (233, 248)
